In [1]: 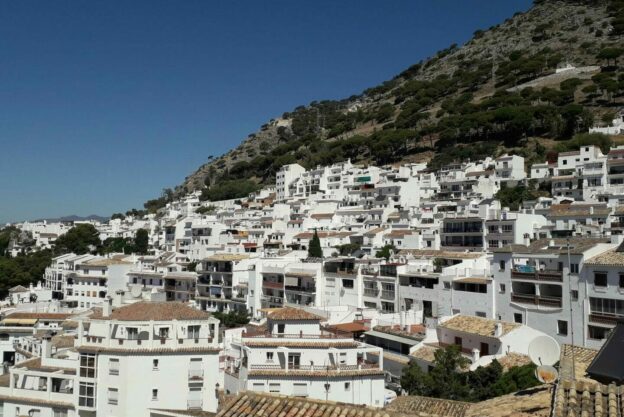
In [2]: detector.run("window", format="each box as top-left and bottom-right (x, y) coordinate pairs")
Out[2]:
(153, 359), (159, 370)
(476, 311), (486, 318)
(514, 313), (523, 324)
(288, 353), (301, 369)
(594, 272), (608, 287)
(78, 382), (95, 407)
(277, 324), (285, 334)
(588, 325), (610, 340)
(619, 273), (624, 289)
(570, 264), (579, 274)
(158, 327), (169, 339)
(345, 382), (351, 391)
(109, 358), (119, 375)
(502, 225), (513, 233)
(266, 352), (274, 362)
(339, 352), (347, 364)
(152, 389), (158, 400)
(53, 409), (68, 417)
(188, 325), (200, 339)
(571, 290), (578, 301)
(107, 388), (118, 405)
(126, 327), (139, 340)
(499, 260), (505, 271)
(293, 383), (308, 397)
(342, 279), (354, 289)
(79, 354), (96, 378)
(443, 281), (451, 290)
(269, 383), (281, 393)
(499, 284), (506, 293)
(557, 320), (569, 336)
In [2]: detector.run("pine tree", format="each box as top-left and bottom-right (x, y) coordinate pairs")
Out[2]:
(308, 229), (323, 258)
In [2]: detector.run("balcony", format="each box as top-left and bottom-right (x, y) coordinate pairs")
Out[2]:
(364, 288), (379, 297)
(381, 290), (395, 300)
(511, 270), (563, 282)
(589, 312), (620, 325)
(284, 286), (316, 294)
(247, 362), (379, 371)
(262, 281), (283, 290)
(511, 294), (562, 308)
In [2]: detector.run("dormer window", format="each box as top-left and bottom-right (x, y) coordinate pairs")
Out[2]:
(126, 327), (138, 340)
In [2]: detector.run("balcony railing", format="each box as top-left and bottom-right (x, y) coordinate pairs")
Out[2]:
(511, 269), (563, 282)
(381, 290), (395, 300)
(589, 312), (620, 325)
(262, 281), (283, 290)
(364, 288), (379, 297)
(248, 362), (379, 371)
(284, 286), (316, 293)
(511, 294), (562, 308)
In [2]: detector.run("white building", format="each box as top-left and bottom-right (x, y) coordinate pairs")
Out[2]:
(224, 307), (385, 407)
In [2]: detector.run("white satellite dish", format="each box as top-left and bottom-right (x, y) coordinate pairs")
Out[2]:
(528, 335), (560, 366)
(535, 364), (559, 384)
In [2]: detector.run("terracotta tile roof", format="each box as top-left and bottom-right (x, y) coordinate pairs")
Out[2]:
(0, 394), (74, 409)
(364, 227), (386, 236)
(558, 344), (599, 384)
(215, 392), (399, 417)
(584, 248), (624, 266)
(83, 257), (132, 266)
(327, 322), (369, 333)
(6, 312), (71, 320)
(466, 385), (551, 417)
(51, 334), (76, 349)
(553, 380), (622, 417)
(386, 395), (471, 417)
(410, 345), (438, 363)
(310, 213), (334, 220)
(439, 315), (519, 338)
(267, 307), (324, 321)
(493, 238), (609, 255)
(204, 254), (249, 262)
(548, 203), (610, 218)
(92, 302), (212, 321)
(559, 150), (580, 156)
(497, 353), (532, 371)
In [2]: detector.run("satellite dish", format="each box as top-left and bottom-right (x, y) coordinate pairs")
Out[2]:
(528, 335), (560, 366)
(535, 365), (559, 384)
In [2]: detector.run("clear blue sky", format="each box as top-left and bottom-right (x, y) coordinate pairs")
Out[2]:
(0, 0), (532, 223)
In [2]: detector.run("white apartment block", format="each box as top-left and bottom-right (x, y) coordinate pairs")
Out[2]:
(224, 307), (385, 407)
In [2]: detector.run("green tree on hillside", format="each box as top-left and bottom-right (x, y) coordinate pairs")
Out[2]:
(134, 229), (149, 255)
(54, 224), (101, 255)
(308, 230), (323, 258)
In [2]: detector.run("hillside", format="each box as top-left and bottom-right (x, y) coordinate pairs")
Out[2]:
(163, 0), (624, 205)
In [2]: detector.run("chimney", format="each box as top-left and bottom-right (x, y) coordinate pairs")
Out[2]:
(78, 320), (84, 341)
(494, 322), (504, 337)
(41, 334), (52, 359)
(102, 297), (112, 318)
(590, 206), (595, 215)
(549, 239), (555, 248)
(472, 348), (480, 362)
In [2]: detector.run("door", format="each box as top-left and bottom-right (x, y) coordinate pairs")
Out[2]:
(423, 300), (433, 318)
(454, 337), (462, 348)
(480, 342), (489, 356)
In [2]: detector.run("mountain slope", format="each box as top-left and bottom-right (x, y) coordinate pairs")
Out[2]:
(172, 0), (624, 202)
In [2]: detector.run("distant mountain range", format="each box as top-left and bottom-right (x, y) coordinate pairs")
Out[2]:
(29, 214), (109, 223)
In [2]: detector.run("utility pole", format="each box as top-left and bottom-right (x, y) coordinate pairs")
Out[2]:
(566, 238), (576, 380)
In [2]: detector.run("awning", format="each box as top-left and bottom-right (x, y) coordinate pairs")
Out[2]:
(2, 318), (38, 326)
